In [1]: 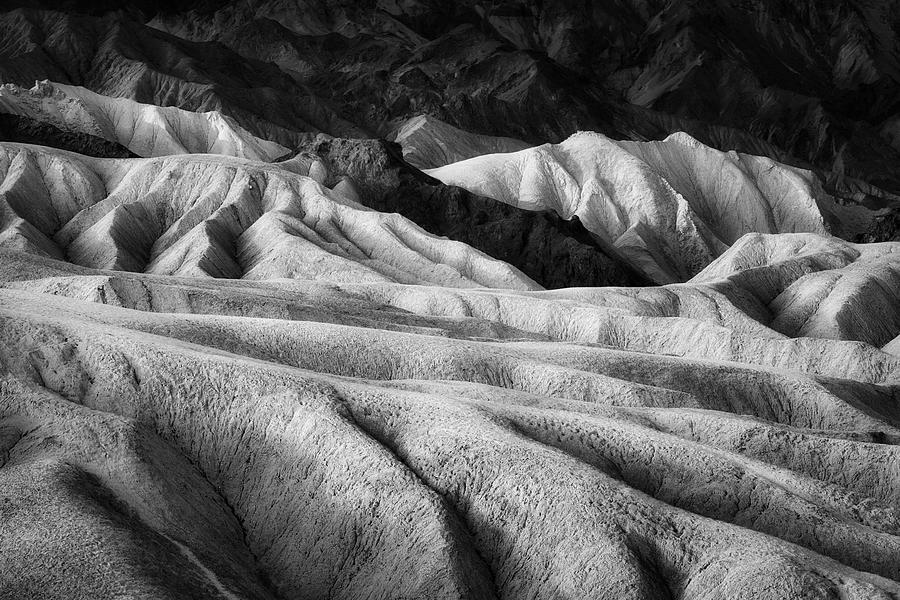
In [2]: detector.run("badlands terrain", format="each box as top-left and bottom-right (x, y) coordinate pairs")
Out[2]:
(0, 1), (900, 600)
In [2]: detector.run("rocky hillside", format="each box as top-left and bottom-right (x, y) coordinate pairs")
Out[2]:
(0, 81), (291, 160)
(3, 130), (900, 597)
(3, 227), (900, 598)
(0, 1), (897, 214)
(1, 2), (900, 599)
(0, 142), (539, 288)
(428, 130), (831, 283)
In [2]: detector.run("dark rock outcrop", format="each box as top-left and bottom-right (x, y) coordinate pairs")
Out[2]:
(146, 0), (900, 198)
(289, 136), (649, 289)
(0, 113), (135, 158)
(0, 8), (360, 148)
(0, 2), (897, 206)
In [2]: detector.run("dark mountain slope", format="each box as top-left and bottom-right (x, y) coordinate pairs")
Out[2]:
(0, 113), (135, 158)
(286, 136), (650, 288)
(0, 8), (361, 147)
(1, 1), (899, 207)
(145, 0), (900, 198)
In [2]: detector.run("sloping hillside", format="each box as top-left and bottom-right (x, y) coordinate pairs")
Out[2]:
(428, 131), (830, 283)
(393, 115), (531, 169)
(0, 142), (537, 289)
(0, 81), (290, 160)
(0, 2), (899, 598)
(3, 241), (900, 598)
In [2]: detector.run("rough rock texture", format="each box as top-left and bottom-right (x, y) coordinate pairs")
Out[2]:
(0, 113), (134, 158)
(2, 146), (900, 600)
(0, 81), (291, 160)
(398, 114), (900, 241)
(0, 142), (537, 290)
(693, 233), (900, 348)
(393, 115), (531, 170)
(1, 135), (900, 595)
(428, 131), (831, 283)
(2, 238), (900, 598)
(0, 3), (897, 218)
(142, 0), (900, 201)
(284, 135), (649, 289)
(0, 8), (360, 147)
(1, 3), (900, 598)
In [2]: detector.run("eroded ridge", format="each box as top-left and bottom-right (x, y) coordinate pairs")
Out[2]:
(1, 244), (900, 599)
(0, 81), (290, 161)
(427, 131), (831, 283)
(0, 143), (537, 290)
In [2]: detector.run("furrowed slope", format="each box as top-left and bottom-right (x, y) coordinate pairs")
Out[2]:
(0, 142), (537, 290)
(0, 8), (361, 147)
(145, 0), (900, 207)
(280, 136), (650, 289)
(428, 131), (830, 283)
(0, 81), (290, 160)
(694, 233), (900, 348)
(0, 112), (134, 158)
(0, 2), (899, 598)
(1, 0), (898, 218)
(393, 115), (531, 169)
(1, 247), (900, 598)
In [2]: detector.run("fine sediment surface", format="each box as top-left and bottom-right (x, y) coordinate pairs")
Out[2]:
(2, 220), (900, 597)
(1, 3), (899, 595)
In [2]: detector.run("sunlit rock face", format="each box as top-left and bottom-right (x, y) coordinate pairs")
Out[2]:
(1, 1), (900, 599)
(280, 134), (651, 288)
(4, 225), (900, 599)
(3, 134), (900, 598)
(428, 131), (830, 283)
(0, 143), (537, 288)
(0, 81), (291, 160)
(2, 1), (900, 208)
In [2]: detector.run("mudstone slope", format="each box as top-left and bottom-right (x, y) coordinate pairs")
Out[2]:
(0, 142), (536, 289)
(283, 135), (650, 288)
(0, 2), (899, 599)
(3, 229), (900, 599)
(2, 132), (900, 597)
(0, 1), (898, 229)
(428, 130), (836, 283)
(0, 81), (291, 161)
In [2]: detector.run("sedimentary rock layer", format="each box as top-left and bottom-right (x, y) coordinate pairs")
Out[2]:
(0, 81), (290, 161)
(0, 142), (536, 289)
(284, 136), (649, 289)
(428, 131), (831, 283)
(2, 242), (900, 598)
(393, 115), (531, 169)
